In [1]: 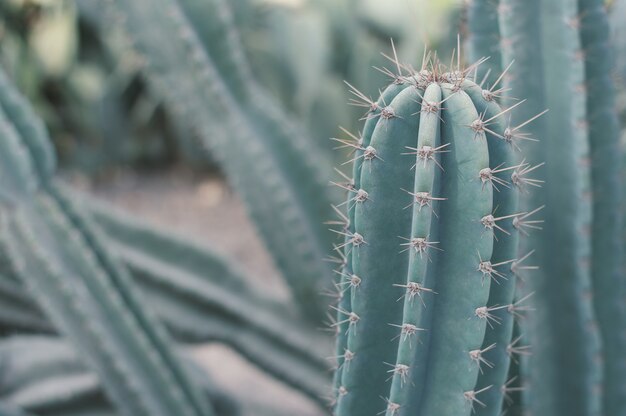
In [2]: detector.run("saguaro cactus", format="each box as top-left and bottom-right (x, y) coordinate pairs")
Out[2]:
(332, 50), (543, 416)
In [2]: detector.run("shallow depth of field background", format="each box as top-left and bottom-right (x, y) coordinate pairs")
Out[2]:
(1, 0), (625, 415)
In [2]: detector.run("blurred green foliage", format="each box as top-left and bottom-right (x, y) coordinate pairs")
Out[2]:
(0, 0), (463, 175)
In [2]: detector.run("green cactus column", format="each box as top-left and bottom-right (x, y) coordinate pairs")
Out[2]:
(579, 0), (626, 413)
(499, 0), (604, 414)
(332, 53), (538, 416)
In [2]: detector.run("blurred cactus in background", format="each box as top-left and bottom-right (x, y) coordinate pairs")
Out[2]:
(0, 0), (625, 415)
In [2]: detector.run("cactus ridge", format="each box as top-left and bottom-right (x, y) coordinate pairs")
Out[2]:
(332, 49), (544, 416)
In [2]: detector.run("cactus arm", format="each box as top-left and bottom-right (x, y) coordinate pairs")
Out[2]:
(336, 86), (421, 415)
(46, 184), (218, 416)
(0, 336), (240, 416)
(2, 209), (151, 416)
(467, 0), (503, 86)
(417, 85), (494, 416)
(463, 82), (520, 416)
(579, 0), (626, 413)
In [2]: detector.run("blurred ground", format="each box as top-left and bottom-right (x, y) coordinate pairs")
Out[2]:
(69, 168), (325, 416)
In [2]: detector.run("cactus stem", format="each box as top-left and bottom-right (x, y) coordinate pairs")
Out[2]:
(470, 100), (526, 139)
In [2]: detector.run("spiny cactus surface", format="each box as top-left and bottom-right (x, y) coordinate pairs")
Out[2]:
(331, 49), (544, 416)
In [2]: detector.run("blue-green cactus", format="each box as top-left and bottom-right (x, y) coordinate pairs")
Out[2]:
(332, 50), (543, 416)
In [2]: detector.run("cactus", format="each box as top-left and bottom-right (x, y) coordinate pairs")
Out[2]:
(0, 63), (218, 416)
(0, 336), (240, 416)
(0, 191), (333, 406)
(494, 0), (626, 414)
(108, 0), (339, 321)
(466, 0), (503, 87)
(331, 47), (544, 416)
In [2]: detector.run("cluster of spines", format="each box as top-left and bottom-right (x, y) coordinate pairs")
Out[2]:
(329, 44), (545, 416)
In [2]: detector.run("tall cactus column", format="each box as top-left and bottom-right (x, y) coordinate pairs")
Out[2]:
(332, 53), (542, 416)
(579, 0), (626, 413)
(496, 0), (626, 414)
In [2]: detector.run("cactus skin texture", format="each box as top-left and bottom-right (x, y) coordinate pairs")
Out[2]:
(496, 0), (626, 414)
(332, 49), (543, 416)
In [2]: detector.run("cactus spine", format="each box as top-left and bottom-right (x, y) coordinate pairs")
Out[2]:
(332, 50), (543, 415)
